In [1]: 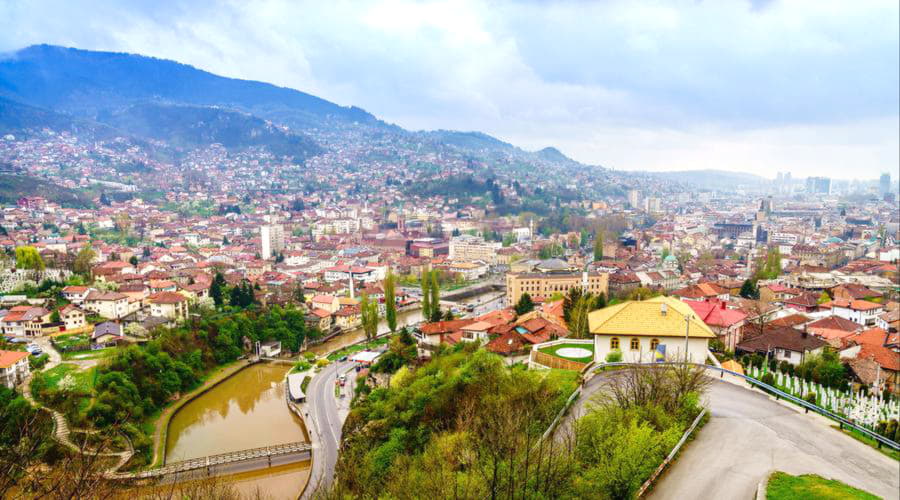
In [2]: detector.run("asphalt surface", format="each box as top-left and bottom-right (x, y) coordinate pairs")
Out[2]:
(649, 379), (900, 500)
(303, 359), (352, 497)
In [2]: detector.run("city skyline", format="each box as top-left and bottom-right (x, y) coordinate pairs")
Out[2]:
(2, 0), (897, 178)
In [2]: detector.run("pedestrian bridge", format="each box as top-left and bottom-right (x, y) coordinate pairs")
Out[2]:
(114, 441), (312, 479)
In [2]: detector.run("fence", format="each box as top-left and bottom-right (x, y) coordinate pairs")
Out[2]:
(636, 408), (708, 497)
(531, 351), (588, 371)
(601, 361), (900, 451)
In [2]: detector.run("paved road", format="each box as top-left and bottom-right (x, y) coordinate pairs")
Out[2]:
(302, 359), (353, 498)
(649, 380), (900, 500)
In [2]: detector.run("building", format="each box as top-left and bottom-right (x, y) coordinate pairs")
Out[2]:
(449, 261), (489, 281)
(147, 292), (189, 321)
(628, 189), (641, 209)
(0, 350), (30, 388)
(83, 291), (131, 319)
(589, 296), (716, 363)
(736, 326), (826, 365)
(323, 265), (376, 284)
(59, 304), (87, 331)
(806, 176), (831, 195)
(61, 285), (94, 305)
(506, 262), (608, 306)
(0, 306), (52, 337)
(879, 173), (892, 196)
(449, 235), (502, 264)
(825, 299), (884, 327)
(260, 224), (285, 260)
(686, 299), (748, 350)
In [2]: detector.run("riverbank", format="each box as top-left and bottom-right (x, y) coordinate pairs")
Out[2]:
(148, 359), (251, 468)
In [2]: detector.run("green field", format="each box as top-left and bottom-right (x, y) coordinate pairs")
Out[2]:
(37, 363), (97, 393)
(53, 333), (91, 351)
(766, 472), (879, 500)
(539, 343), (595, 364)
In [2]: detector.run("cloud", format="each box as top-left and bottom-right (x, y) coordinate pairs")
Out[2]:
(0, 0), (897, 179)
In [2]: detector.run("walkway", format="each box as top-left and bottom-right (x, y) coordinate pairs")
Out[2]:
(21, 337), (134, 474)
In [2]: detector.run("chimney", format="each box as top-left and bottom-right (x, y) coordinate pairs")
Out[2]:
(660, 303), (668, 316)
(721, 301), (727, 310)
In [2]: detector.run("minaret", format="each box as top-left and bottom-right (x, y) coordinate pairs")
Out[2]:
(349, 273), (355, 299)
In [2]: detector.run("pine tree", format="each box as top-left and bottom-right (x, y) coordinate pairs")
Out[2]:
(210, 275), (224, 307)
(420, 271), (431, 321)
(593, 234), (604, 261)
(515, 293), (535, 315)
(384, 271), (397, 332)
(429, 271), (441, 322)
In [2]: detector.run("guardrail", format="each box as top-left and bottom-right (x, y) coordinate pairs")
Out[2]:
(636, 408), (708, 497)
(599, 361), (900, 452)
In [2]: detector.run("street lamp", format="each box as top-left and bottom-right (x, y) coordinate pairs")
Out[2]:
(684, 314), (693, 363)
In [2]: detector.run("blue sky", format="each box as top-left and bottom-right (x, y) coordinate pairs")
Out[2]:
(1, 0), (897, 179)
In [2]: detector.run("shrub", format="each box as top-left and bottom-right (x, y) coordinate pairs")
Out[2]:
(750, 353), (764, 369)
(768, 358), (777, 373)
(293, 360), (312, 373)
(778, 360), (790, 374)
(761, 373), (775, 386)
(605, 349), (623, 363)
(29, 353), (50, 370)
(315, 358), (330, 368)
(303, 351), (317, 361)
(740, 355), (750, 367)
(804, 392), (817, 405)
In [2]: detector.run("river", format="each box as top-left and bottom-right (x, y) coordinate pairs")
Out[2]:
(165, 363), (310, 499)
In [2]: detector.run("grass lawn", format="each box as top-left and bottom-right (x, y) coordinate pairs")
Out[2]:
(38, 363), (96, 392)
(61, 347), (116, 361)
(327, 337), (390, 361)
(539, 343), (595, 364)
(766, 472), (879, 500)
(53, 333), (91, 350)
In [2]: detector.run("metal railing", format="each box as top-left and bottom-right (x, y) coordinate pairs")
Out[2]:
(599, 361), (900, 451)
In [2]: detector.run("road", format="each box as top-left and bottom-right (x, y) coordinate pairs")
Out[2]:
(302, 359), (353, 498)
(649, 379), (900, 500)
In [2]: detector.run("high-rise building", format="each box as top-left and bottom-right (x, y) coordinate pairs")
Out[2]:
(628, 190), (641, 209)
(259, 224), (285, 260)
(880, 173), (892, 195)
(806, 177), (831, 195)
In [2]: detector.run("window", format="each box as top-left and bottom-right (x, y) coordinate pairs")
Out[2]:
(630, 338), (640, 350)
(610, 337), (620, 350)
(650, 338), (660, 351)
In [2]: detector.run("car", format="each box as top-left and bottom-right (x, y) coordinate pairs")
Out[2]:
(9, 337), (29, 344)
(338, 355), (348, 362)
(28, 348), (42, 356)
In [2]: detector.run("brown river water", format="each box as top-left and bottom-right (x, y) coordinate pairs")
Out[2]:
(164, 363), (309, 499)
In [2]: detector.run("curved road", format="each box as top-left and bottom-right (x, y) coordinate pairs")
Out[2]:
(650, 379), (899, 500)
(302, 359), (353, 498)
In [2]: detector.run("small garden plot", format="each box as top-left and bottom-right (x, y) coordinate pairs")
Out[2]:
(53, 333), (91, 351)
(539, 343), (595, 363)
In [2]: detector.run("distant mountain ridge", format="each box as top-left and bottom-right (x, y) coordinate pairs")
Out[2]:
(0, 44), (593, 172)
(650, 169), (769, 189)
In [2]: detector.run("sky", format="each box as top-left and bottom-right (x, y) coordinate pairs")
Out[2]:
(1, 0), (898, 179)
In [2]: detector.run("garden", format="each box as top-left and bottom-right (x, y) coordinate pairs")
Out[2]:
(766, 472), (878, 500)
(538, 342), (595, 364)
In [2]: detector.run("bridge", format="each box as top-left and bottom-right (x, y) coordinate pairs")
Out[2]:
(114, 441), (312, 479)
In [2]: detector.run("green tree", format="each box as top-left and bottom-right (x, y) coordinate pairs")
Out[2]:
(429, 271), (441, 322)
(360, 293), (380, 345)
(15, 246), (44, 271)
(817, 291), (831, 304)
(384, 271), (398, 332)
(210, 272), (226, 307)
(128, 255), (138, 266)
(739, 279), (759, 299)
(514, 293), (535, 315)
(568, 295), (592, 338)
(594, 234), (604, 261)
(421, 271), (431, 321)
(72, 245), (96, 276)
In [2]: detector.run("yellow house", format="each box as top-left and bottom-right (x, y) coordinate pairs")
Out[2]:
(589, 296), (716, 363)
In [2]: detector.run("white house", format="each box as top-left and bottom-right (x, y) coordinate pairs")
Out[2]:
(589, 296), (716, 364)
(827, 299), (884, 327)
(0, 350), (30, 389)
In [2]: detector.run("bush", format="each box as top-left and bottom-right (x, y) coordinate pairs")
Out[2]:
(303, 351), (317, 361)
(29, 353), (50, 370)
(740, 354), (750, 367)
(293, 360), (312, 373)
(768, 358), (777, 373)
(315, 358), (330, 368)
(750, 353), (764, 369)
(761, 373), (775, 386)
(804, 392), (817, 405)
(778, 360), (790, 374)
(605, 349), (623, 363)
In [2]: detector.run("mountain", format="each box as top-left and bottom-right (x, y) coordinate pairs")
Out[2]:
(0, 174), (92, 208)
(101, 103), (322, 159)
(535, 146), (577, 165)
(0, 44), (378, 129)
(421, 130), (516, 153)
(650, 169), (769, 190)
